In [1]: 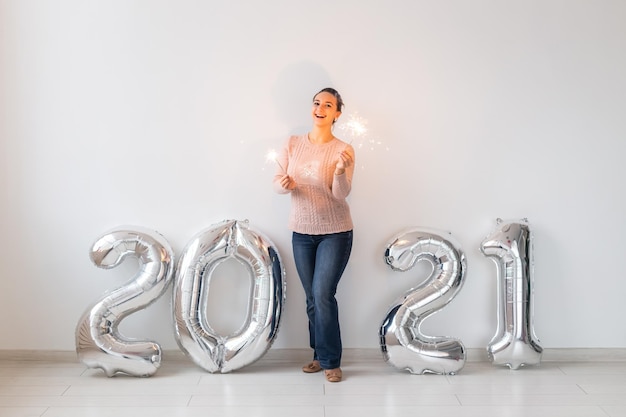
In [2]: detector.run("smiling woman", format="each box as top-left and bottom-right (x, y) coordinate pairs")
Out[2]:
(272, 87), (356, 383)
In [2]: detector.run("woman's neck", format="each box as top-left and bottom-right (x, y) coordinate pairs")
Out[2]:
(307, 127), (334, 144)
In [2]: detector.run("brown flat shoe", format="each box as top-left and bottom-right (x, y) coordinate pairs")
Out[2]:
(324, 368), (342, 382)
(302, 360), (322, 373)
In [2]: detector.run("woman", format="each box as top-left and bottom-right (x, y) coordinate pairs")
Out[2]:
(273, 87), (355, 383)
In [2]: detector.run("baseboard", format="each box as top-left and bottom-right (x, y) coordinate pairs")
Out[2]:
(2, 347), (626, 363)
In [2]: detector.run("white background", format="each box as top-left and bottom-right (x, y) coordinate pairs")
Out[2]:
(1, 0), (625, 352)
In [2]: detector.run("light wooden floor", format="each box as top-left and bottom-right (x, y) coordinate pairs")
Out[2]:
(1, 349), (626, 417)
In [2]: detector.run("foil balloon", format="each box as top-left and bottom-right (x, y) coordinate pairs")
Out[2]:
(379, 228), (467, 375)
(173, 219), (285, 373)
(75, 227), (175, 377)
(481, 218), (543, 369)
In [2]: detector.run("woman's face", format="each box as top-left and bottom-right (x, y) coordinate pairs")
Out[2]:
(311, 92), (341, 127)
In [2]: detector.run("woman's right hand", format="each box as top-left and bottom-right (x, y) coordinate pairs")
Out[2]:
(279, 174), (296, 191)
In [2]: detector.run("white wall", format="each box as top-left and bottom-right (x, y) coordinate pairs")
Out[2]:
(1, 0), (625, 352)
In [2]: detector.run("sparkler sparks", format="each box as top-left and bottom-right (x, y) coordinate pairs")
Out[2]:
(336, 112), (368, 144)
(265, 149), (286, 173)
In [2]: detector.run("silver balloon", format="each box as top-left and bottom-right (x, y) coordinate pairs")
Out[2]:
(379, 228), (467, 375)
(75, 227), (175, 377)
(481, 218), (543, 369)
(173, 219), (285, 373)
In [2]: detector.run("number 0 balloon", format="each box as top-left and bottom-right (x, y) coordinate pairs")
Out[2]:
(173, 220), (285, 373)
(379, 228), (467, 375)
(75, 227), (175, 377)
(481, 218), (543, 369)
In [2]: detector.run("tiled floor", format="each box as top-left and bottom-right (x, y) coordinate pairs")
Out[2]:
(1, 349), (626, 417)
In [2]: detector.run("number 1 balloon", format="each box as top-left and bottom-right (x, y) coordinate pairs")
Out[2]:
(75, 227), (175, 377)
(379, 228), (467, 375)
(173, 219), (285, 373)
(481, 218), (543, 369)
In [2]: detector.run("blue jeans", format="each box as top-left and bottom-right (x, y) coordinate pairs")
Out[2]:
(292, 230), (353, 369)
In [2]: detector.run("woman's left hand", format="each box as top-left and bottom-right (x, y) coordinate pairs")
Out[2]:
(335, 149), (353, 175)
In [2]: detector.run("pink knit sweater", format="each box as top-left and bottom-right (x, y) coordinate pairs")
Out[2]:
(273, 134), (355, 235)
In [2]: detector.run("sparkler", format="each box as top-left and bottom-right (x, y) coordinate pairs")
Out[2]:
(265, 149), (286, 173)
(336, 112), (368, 145)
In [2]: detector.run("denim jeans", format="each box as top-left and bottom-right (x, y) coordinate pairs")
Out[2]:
(292, 230), (353, 369)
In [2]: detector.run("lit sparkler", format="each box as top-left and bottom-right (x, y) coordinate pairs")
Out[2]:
(336, 112), (368, 144)
(265, 149), (286, 173)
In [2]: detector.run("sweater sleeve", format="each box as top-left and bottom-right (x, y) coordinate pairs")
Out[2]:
(331, 144), (355, 200)
(272, 137), (293, 194)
